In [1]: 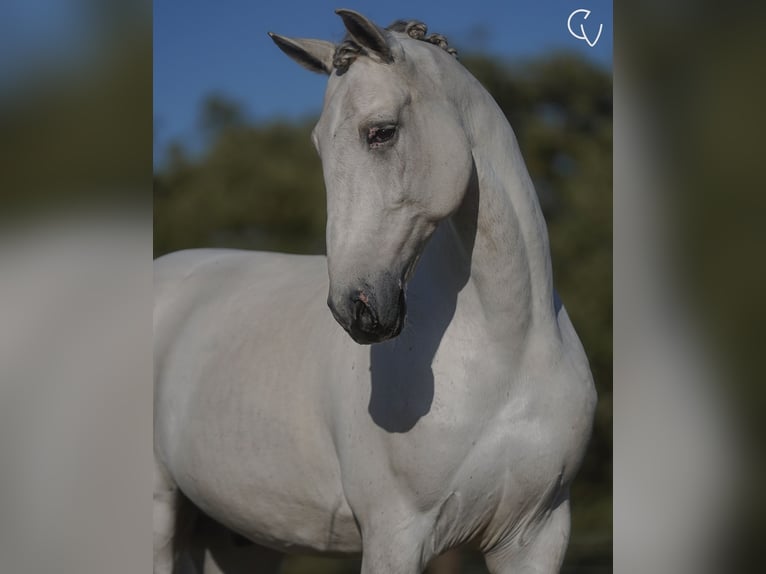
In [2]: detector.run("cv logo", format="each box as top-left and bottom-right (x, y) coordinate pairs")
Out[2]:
(567, 9), (603, 48)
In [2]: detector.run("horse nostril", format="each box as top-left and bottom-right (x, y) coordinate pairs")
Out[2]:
(353, 297), (378, 331)
(352, 299), (364, 321)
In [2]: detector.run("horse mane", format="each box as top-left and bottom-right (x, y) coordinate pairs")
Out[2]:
(332, 20), (458, 74)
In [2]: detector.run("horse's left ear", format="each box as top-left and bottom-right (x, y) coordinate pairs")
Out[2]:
(335, 9), (393, 63)
(268, 33), (335, 75)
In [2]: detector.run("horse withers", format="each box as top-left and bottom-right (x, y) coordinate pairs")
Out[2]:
(154, 9), (596, 574)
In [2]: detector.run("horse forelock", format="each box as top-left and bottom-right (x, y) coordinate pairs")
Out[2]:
(332, 19), (459, 75)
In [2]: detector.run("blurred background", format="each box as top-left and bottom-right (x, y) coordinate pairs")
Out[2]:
(154, 1), (612, 573)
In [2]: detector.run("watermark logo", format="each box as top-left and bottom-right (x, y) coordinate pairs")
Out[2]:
(567, 9), (603, 48)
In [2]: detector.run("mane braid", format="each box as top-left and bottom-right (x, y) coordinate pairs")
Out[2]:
(332, 19), (458, 74)
(332, 39), (363, 73)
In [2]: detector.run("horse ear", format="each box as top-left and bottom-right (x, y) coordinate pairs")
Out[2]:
(335, 9), (392, 63)
(268, 33), (335, 75)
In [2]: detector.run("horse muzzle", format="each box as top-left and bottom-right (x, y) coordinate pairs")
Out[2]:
(327, 283), (406, 345)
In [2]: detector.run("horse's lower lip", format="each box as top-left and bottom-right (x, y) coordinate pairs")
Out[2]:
(346, 314), (404, 345)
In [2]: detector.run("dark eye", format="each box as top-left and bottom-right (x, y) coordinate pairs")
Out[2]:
(367, 125), (397, 148)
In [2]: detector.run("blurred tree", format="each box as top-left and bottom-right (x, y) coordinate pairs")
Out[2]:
(200, 94), (247, 142)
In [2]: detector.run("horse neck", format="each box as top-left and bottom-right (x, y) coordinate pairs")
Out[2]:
(446, 70), (557, 346)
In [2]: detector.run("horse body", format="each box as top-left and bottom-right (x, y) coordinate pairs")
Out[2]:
(154, 11), (596, 574)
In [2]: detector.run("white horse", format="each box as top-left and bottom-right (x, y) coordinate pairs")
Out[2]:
(154, 9), (596, 574)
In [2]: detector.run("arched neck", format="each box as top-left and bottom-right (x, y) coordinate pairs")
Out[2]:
(447, 70), (557, 345)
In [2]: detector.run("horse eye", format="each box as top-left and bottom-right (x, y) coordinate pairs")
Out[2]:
(367, 125), (397, 148)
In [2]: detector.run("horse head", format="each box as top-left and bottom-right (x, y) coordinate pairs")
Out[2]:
(270, 10), (474, 344)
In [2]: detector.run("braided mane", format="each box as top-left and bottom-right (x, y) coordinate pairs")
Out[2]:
(332, 19), (458, 74)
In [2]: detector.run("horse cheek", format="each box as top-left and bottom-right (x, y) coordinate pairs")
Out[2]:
(428, 133), (472, 220)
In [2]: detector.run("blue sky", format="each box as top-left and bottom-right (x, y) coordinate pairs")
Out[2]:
(154, 1), (612, 166)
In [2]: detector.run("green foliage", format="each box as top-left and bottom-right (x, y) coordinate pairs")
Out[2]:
(155, 113), (326, 256)
(200, 93), (247, 140)
(154, 52), (612, 573)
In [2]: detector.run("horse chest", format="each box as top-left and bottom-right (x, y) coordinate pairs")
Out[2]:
(418, 390), (585, 552)
(345, 307), (592, 545)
